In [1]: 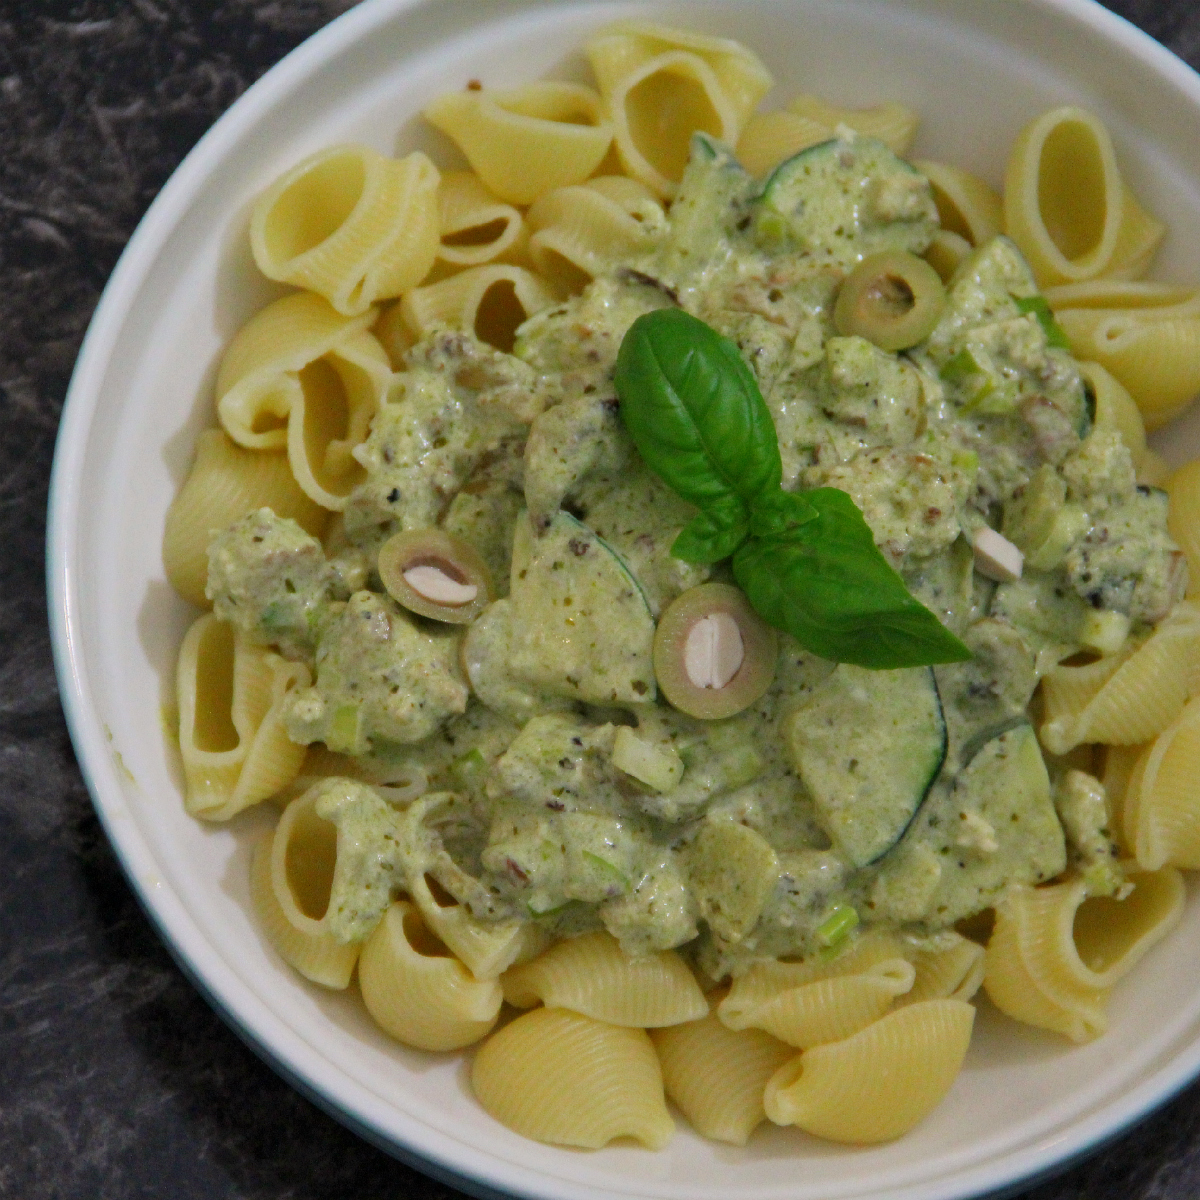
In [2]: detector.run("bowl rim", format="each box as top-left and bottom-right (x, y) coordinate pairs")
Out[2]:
(45, 0), (1200, 1197)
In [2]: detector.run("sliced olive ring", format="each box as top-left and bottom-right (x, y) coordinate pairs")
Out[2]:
(833, 249), (946, 352)
(378, 529), (491, 624)
(654, 583), (777, 720)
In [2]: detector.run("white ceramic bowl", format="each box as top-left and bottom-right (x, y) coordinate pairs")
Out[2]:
(47, 1), (1200, 1197)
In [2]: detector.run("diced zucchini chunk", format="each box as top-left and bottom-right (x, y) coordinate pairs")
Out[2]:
(611, 727), (684, 792)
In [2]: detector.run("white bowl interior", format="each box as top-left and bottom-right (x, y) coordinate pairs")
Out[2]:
(50, 1), (1200, 1198)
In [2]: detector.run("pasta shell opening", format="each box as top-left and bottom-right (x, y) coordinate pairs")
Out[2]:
(402, 903), (453, 958)
(260, 148), (367, 264)
(192, 618), (240, 753)
(1037, 118), (1110, 262)
(625, 56), (726, 184)
(1072, 866), (1184, 983)
(284, 799), (338, 921)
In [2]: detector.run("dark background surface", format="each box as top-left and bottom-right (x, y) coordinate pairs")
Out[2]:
(7, 1), (1200, 1197)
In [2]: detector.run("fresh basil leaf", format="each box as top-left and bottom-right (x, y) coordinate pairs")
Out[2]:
(733, 488), (972, 668)
(1014, 295), (1071, 350)
(749, 490), (819, 540)
(672, 504), (751, 563)
(615, 309), (782, 513)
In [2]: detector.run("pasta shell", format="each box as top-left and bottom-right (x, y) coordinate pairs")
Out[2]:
(653, 1004), (793, 1145)
(1128, 694), (1200, 869)
(425, 83), (612, 206)
(1165, 461), (1200, 596)
(250, 145), (440, 315)
(176, 614), (310, 820)
(163, 429), (327, 608)
(249, 790), (359, 988)
(400, 264), (556, 354)
(359, 901), (502, 1051)
(913, 159), (1003, 246)
(1003, 106), (1163, 287)
(501, 930), (708, 1026)
(735, 110), (829, 179)
(786, 94), (918, 154)
(472, 1007), (674, 1149)
(763, 1000), (974, 1142)
(435, 171), (527, 268)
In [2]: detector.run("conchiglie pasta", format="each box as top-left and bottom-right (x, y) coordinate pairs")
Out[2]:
(786, 94), (919, 155)
(1051, 291), (1200, 430)
(912, 159), (1003, 247)
(400, 264), (556, 353)
(176, 613), (309, 820)
(1126, 694), (1200, 869)
(216, 292), (392, 510)
(434, 171), (527, 270)
(526, 177), (665, 296)
(735, 110), (829, 179)
(358, 901), (502, 1051)
(1004, 106), (1164, 287)
(472, 1007), (674, 1149)
(1165, 460), (1200, 593)
(250, 144), (440, 315)
(501, 930), (707, 1026)
(1138, 450), (1172, 487)
(408, 871), (547, 980)
(424, 83), (612, 206)
(899, 933), (986, 1005)
(1102, 742), (1148, 845)
(1039, 603), (1200, 754)
(719, 960), (915, 1048)
(763, 1000), (975, 1143)
(249, 789), (359, 988)
(586, 22), (772, 198)
(924, 229), (973, 282)
(653, 1005), (793, 1145)
(1077, 360), (1147, 468)
(163, 429), (327, 608)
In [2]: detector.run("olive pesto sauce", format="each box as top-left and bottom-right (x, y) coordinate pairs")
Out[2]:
(206, 131), (1184, 977)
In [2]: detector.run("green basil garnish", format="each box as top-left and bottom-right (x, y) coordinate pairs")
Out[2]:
(614, 308), (782, 520)
(614, 309), (971, 669)
(734, 489), (972, 669)
(1014, 294), (1071, 350)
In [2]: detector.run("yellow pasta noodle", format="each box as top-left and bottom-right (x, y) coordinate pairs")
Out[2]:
(719, 959), (914, 1048)
(586, 21), (771, 197)
(1126, 694), (1200, 869)
(1165, 461), (1200, 594)
(408, 870), (547, 980)
(763, 1000), (975, 1143)
(216, 292), (391, 510)
(924, 229), (973, 282)
(735, 110), (829, 179)
(250, 144), (440, 315)
(472, 1007), (674, 1149)
(786, 94), (919, 155)
(1077, 360), (1147, 468)
(652, 1002), (793, 1146)
(163, 429), (327, 608)
(899, 933), (986, 1005)
(176, 613), (309, 820)
(249, 789), (359, 988)
(424, 83), (612, 206)
(1003, 106), (1164, 287)
(1048, 285), (1200, 430)
(400, 263), (556, 353)
(912, 159), (1003, 247)
(526, 177), (665, 296)
(434, 170), (527, 270)
(358, 901), (502, 1051)
(1039, 603), (1200, 754)
(501, 930), (707, 1027)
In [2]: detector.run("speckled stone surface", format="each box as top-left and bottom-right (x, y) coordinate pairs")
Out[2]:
(8, 1), (1200, 1197)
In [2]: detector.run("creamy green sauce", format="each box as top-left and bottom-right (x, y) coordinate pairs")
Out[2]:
(206, 131), (1184, 976)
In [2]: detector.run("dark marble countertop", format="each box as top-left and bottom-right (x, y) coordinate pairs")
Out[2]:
(8, 1), (1200, 1197)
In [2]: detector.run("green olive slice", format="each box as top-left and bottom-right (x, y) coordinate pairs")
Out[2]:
(654, 583), (777, 719)
(378, 529), (491, 624)
(833, 249), (946, 351)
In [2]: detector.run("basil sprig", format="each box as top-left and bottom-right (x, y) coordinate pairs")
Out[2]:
(614, 309), (971, 669)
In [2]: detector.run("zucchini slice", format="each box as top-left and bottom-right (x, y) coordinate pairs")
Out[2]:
(784, 664), (946, 867)
(752, 135), (938, 264)
(505, 510), (656, 705)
